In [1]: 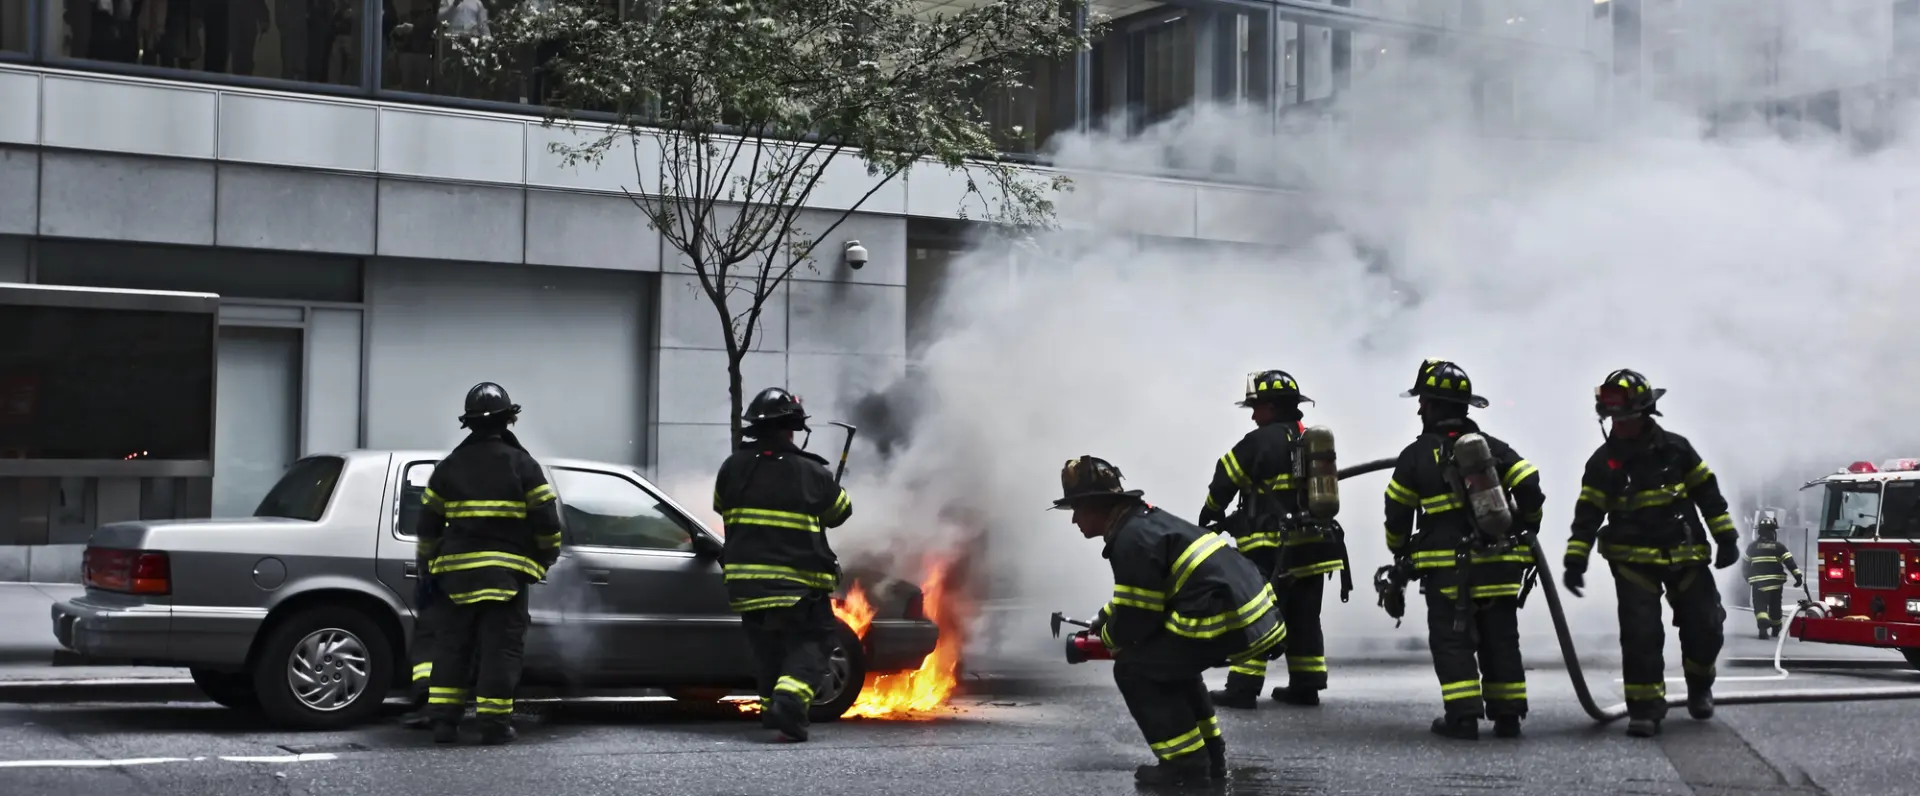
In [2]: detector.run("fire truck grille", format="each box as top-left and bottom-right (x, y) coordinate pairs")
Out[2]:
(1853, 549), (1900, 590)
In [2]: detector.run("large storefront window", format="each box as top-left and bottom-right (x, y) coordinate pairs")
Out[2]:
(381, 0), (564, 104)
(980, 53), (1076, 156)
(54, 0), (363, 84)
(1, 0), (27, 51)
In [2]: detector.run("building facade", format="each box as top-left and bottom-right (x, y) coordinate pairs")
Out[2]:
(0, 0), (1598, 581)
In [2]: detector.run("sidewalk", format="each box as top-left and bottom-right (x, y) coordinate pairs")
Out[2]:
(0, 583), (192, 700)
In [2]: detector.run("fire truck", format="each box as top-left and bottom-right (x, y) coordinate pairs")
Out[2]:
(1789, 458), (1920, 669)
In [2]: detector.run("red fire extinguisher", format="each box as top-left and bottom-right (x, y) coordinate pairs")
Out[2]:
(1050, 612), (1114, 664)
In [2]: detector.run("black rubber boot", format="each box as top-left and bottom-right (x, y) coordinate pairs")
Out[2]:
(431, 720), (460, 744)
(1272, 686), (1320, 706)
(1205, 738), (1226, 781)
(1626, 718), (1661, 738)
(1770, 626), (1781, 638)
(769, 695), (810, 742)
(1430, 716), (1478, 741)
(1687, 685), (1714, 720)
(1134, 756), (1213, 785)
(1208, 688), (1258, 710)
(1757, 628), (1770, 640)
(398, 708), (433, 730)
(478, 723), (517, 746)
(1493, 716), (1522, 739)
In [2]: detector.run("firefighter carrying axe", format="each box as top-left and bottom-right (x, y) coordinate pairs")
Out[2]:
(825, 421), (857, 483)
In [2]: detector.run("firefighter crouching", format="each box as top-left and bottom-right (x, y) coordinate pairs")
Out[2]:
(1383, 360), (1544, 741)
(714, 387), (853, 743)
(1563, 369), (1738, 738)
(415, 382), (564, 745)
(1199, 370), (1344, 709)
(1745, 514), (1804, 639)
(1056, 456), (1286, 785)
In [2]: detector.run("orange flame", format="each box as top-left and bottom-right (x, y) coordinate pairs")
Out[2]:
(833, 582), (877, 638)
(840, 559), (967, 720)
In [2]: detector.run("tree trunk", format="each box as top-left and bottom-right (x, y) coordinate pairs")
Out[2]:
(727, 350), (745, 448)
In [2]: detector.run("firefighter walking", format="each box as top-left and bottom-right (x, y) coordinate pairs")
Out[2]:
(1745, 514), (1804, 638)
(1057, 456), (1285, 784)
(714, 387), (853, 743)
(1562, 368), (1739, 738)
(1199, 370), (1344, 709)
(416, 382), (564, 745)
(1383, 359), (1544, 740)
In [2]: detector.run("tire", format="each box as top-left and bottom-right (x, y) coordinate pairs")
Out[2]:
(809, 621), (868, 723)
(190, 668), (259, 710)
(250, 606), (395, 730)
(1903, 648), (1920, 672)
(664, 687), (733, 704)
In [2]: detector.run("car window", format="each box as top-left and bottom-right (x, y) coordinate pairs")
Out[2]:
(253, 456), (345, 521)
(394, 460), (437, 537)
(554, 468), (698, 552)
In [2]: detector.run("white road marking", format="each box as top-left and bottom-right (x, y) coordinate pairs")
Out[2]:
(0, 753), (338, 769)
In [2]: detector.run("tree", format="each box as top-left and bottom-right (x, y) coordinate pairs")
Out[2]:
(458, 0), (1090, 445)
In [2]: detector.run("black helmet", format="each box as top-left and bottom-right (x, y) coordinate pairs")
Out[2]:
(1401, 359), (1489, 409)
(1238, 369), (1313, 407)
(1050, 455), (1145, 510)
(743, 387), (809, 432)
(459, 382), (520, 427)
(1756, 513), (1779, 539)
(1595, 368), (1665, 418)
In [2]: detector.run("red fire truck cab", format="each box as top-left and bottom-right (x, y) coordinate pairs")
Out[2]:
(1789, 459), (1920, 669)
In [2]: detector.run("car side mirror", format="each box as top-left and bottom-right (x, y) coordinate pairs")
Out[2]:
(690, 534), (724, 558)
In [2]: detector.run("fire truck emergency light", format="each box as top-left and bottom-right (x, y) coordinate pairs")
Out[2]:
(1847, 461), (1878, 473)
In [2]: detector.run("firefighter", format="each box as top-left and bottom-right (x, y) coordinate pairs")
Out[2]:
(714, 387), (853, 743)
(1383, 359), (1543, 741)
(1199, 370), (1343, 709)
(416, 382), (563, 745)
(1563, 368), (1738, 739)
(1745, 515), (1803, 639)
(1058, 455), (1286, 785)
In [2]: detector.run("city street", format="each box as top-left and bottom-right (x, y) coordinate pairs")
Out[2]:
(0, 650), (1912, 796)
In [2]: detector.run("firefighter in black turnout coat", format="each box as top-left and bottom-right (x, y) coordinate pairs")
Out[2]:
(1200, 370), (1344, 709)
(1744, 515), (1803, 639)
(714, 388), (853, 743)
(1382, 360), (1544, 741)
(415, 382), (564, 745)
(1563, 369), (1738, 739)
(1058, 456), (1286, 785)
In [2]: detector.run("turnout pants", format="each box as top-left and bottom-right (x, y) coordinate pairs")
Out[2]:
(1423, 588), (1527, 720)
(1750, 583), (1784, 631)
(1613, 562), (1724, 721)
(1115, 658), (1222, 766)
(427, 588), (531, 728)
(741, 593), (835, 720)
(408, 596), (452, 704)
(1224, 571), (1327, 694)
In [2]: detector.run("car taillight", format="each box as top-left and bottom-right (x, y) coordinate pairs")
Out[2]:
(83, 548), (171, 595)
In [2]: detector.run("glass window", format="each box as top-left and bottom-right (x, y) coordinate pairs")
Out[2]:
(553, 467), (698, 552)
(395, 460), (435, 536)
(212, 326), (302, 519)
(54, 0), (362, 85)
(381, 0), (540, 103)
(0, 303), (214, 461)
(1819, 482), (1881, 539)
(1128, 12), (1192, 132)
(1879, 482), (1920, 539)
(1, 0), (26, 51)
(253, 455), (344, 521)
(37, 241), (364, 304)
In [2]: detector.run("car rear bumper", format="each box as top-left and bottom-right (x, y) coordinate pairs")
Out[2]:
(864, 619), (940, 672)
(1790, 615), (1920, 649)
(53, 598), (264, 667)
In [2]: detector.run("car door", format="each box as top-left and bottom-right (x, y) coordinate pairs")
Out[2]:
(550, 466), (746, 681)
(385, 458), (573, 677)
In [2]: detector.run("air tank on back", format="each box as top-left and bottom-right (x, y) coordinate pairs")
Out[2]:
(1453, 432), (1514, 537)
(1303, 425), (1340, 521)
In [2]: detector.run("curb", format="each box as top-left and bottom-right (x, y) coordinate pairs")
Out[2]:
(0, 678), (202, 704)
(1724, 656), (1916, 671)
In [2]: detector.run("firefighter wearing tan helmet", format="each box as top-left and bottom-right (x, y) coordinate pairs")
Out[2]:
(1382, 359), (1545, 741)
(1054, 456), (1286, 785)
(1563, 368), (1739, 739)
(1199, 370), (1348, 710)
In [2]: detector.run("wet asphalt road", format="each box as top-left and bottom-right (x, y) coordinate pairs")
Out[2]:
(0, 660), (1912, 796)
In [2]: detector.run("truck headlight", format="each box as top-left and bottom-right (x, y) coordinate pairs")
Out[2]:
(1824, 593), (1850, 610)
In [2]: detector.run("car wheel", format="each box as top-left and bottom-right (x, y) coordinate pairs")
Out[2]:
(664, 687), (734, 705)
(190, 668), (259, 710)
(809, 621), (868, 723)
(251, 606), (394, 730)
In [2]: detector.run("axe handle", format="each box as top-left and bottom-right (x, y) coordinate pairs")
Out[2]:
(833, 427), (856, 483)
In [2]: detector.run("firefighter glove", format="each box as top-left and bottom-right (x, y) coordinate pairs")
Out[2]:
(1793, 574), (1805, 589)
(1713, 542), (1739, 570)
(1562, 559), (1585, 598)
(1197, 506), (1225, 529)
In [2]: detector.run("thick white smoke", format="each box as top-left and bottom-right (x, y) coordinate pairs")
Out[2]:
(823, 2), (1920, 659)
